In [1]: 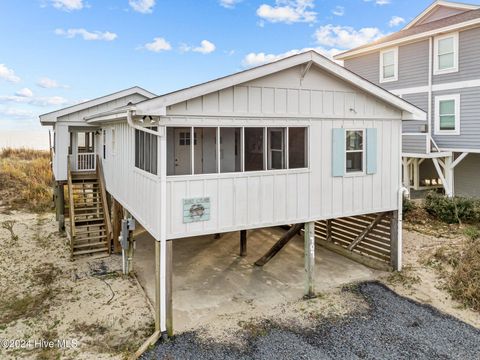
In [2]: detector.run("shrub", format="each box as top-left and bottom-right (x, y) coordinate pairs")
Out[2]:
(424, 192), (477, 224)
(447, 239), (480, 312)
(402, 197), (415, 215)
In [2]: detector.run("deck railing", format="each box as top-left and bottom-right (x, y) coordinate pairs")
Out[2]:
(76, 152), (96, 172)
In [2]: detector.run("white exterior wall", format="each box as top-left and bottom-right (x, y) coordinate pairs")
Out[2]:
(163, 117), (401, 239)
(99, 65), (404, 240)
(52, 93), (150, 181)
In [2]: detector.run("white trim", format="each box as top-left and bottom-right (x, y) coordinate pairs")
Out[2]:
(403, 1), (479, 30)
(344, 129), (366, 176)
(392, 78), (480, 96)
(379, 47), (398, 83)
(450, 152), (468, 168)
(434, 94), (460, 135)
(335, 17), (480, 61)
(443, 148), (480, 153)
(39, 87), (156, 125)
(433, 32), (459, 75)
(133, 51), (425, 121)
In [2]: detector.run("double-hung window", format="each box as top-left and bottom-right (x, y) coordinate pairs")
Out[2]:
(345, 130), (364, 173)
(379, 48), (398, 83)
(435, 94), (460, 135)
(434, 33), (458, 75)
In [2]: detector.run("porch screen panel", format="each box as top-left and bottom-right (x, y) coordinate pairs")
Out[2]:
(220, 127), (241, 173)
(244, 127), (264, 171)
(288, 127), (307, 169)
(135, 127), (158, 175)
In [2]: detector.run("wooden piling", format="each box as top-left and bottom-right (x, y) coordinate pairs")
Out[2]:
(111, 198), (123, 253)
(55, 182), (65, 232)
(240, 230), (247, 257)
(390, 210), (400, 271)
(304, 221), (315, 299)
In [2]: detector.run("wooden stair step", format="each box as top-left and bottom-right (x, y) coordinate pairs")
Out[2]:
(74, 241), (109, 249)
(73, 247), (109, 256)
(74, 206), (102, 211)
(75, 219), (104, 225)
(76, 224), (105, 231)
(75, 234), (107, 242)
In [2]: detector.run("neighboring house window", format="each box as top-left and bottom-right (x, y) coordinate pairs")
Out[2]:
(379, 48), (398, 83)
(434, 33), (458, 75)
(434, 94), (460, 135)
(135, 127), (158, 175)
(102, 129), (106, 160)
(345, 130), (364, 173)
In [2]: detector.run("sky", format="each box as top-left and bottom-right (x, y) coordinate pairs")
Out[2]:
(1, 0), (479, 148)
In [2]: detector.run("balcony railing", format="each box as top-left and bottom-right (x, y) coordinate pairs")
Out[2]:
(76, 152), (96, 172)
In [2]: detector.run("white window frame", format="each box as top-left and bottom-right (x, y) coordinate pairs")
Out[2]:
(379, 47), (398, 83)
(434, 94), (460, 135)
(345, 129), (365, 175)
(433, 32), (459, 75)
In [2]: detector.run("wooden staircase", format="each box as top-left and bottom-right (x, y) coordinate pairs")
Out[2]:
(67, 156), (112, 259)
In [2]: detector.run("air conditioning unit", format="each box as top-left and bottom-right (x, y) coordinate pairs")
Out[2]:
(419, 124), (428, 133)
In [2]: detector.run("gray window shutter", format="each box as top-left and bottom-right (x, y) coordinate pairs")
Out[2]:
(332, 128), (345, 177)
(366, 128), (377, 175)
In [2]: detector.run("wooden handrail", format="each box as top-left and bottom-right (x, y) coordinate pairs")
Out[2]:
(67, 156), (76, 254)
(96, 155), (113, 254)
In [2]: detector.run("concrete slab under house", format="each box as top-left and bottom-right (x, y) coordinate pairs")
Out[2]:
(39, 50), (426, 346)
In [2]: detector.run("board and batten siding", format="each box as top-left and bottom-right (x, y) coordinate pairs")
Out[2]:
(166, 65), (401, 119)
(163, 116), (401, 240)
(52, 93), (150, 181)
(101, 122), (161, 239)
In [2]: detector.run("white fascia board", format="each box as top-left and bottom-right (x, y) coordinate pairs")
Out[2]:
(136, 51), (425, 121)
(335, 17), (480, 61)
(403, 1), (480, 31)
(39, 86), (156, 125)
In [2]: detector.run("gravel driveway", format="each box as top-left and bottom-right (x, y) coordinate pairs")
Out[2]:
(141, 282), (480, 360)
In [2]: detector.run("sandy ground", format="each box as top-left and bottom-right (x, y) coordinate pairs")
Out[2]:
(0, 209), (154, 360)
(382, 228), (480, 328)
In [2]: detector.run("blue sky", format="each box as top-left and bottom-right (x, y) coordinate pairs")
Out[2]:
(0, 0), (478, 136)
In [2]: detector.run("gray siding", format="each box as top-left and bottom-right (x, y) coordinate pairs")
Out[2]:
(433, 27), (480, 84)
(396, 40), (429, 89)
(431, 86), (480, 150)
(403, 134), (427, 153)
(402, 93), (429, 133)
(344, 52), (380, 86)
(455, 153), (480, 198)
(344, 40), (429, 90)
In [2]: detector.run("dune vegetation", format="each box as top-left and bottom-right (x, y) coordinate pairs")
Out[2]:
(0, 147), (53, 213)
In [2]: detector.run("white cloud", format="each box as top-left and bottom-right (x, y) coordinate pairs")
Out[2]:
(256, 0), (316, 24)
(129, 0), (155, 13)
(188, 40), (216, 54)
(51, 0), (84, 11)
(0, 64), (21, 83)
(332, 6), (345, 16)
(37, 77), (68, 89)
(219, 0), (241, 8)
(314, 24), (385, 49)
(242, 47), (341, 67)
(364, 0), (390, 5)
(0, 94), (69, 107)
(0, 107), (35, 119)
(389, 16), (405, 27)
(54, 28), (117, 41)
(144, 37), (172, 52)
(15, 88), (33, 97)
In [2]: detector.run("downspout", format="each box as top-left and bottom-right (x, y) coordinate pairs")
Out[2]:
(396, 186), (410, 272)
(427, 37), (433, 151)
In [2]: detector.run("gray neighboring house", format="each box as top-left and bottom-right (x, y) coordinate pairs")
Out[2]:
(336, 0), (480, 198)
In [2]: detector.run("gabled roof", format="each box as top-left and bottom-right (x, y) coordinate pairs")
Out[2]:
(404, 0), (479, 30)
(39, 86), (156, 125)
(335, 2), (480, 60)
(121, 50), (424, 121)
